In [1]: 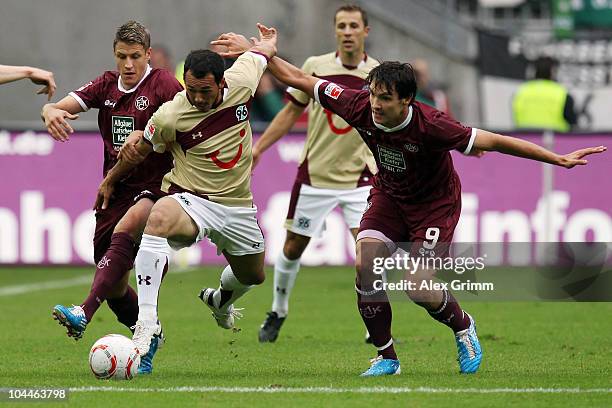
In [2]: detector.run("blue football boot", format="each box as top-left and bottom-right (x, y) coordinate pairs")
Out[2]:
(455, 313), (483, 374)
(138, 329), (164, 375)
(52, 304), (88, 340)
(360, 355), (401, 377)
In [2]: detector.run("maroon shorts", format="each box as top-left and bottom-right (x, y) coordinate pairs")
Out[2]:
(93, 186), (166, 263)
(357, 187), (461, 256)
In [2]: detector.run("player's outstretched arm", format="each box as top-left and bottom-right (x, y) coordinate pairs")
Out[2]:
(267, 57), (319, 100)
(252, 101), (305, 169)
(0, 65), (57, 99)
(41, 95), (82, 142)
(94, 130), (153, 210)
(473, 129), (606, 168)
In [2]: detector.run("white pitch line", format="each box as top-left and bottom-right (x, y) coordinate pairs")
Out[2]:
(69, 386), (612, 394)
(0, 267), (197, 297)
(0, 275), (92, 297)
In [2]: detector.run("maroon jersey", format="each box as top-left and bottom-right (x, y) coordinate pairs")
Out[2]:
(314, 80), (476, 203)
(70, 67), (183, 191)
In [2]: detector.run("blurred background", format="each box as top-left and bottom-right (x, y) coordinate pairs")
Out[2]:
(1, 0), (610, 266)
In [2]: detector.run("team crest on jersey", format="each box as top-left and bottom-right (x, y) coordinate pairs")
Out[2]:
(135, 95), (149, 111)
(404, 143), (419, 153)
(235, 105), (248, 121)
(324, 83), (344, 99)
(111, 116), (135, 148)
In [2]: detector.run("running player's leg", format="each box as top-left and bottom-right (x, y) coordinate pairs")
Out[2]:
(132, 196), (198, 355)
(53, 195), (132, 339)
(260, 182), (335, 342)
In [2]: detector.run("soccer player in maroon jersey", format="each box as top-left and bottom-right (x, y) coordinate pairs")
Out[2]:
(41, 21), (183, 374)
(214, 24), (606, 376)
(0, 64), (56, 99)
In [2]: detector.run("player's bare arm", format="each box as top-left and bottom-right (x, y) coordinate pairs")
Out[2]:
(41, 95), (82, 142)
(252, 101), (305, 168)
(0, 64), (57, 99)
(473, 129), (606, 168)
(94, 131), (153, 210)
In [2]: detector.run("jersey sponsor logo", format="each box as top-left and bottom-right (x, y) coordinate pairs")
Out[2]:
(104, 99), (117, 108)
(404, 143), (420, 153)
(324, 83), (344, 99)
(111, 116), (135, 148)
(205, 128), (247, 170)
(135, 95), (149, 111)
(235, 105), (248, 121)
(144, 121), (155, 141)
(377, 145), (406, 172)
(75, 81), (93, 92)
(324, 109), (353, 134)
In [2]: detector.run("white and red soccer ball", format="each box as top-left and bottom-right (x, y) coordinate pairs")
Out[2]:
(88, 334), (140, 380)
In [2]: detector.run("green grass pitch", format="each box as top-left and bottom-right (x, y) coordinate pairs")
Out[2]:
(0, 266), (610, 407)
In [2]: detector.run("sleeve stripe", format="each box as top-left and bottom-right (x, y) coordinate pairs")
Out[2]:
(313, 80), (325, 105)
(285, 92), (308, 107)
(68, 92), (89, 111)
(246, 51), (269, 67)
(463, 127), (478, 155)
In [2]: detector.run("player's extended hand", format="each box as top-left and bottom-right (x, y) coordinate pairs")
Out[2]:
(94, 179), (115, 211)
(29, 68), (57, 100)
(253, 23), (277, 59)
(118, 131), (146, 165)
(558, 145), (606, 168)
(210, 33), (254, 59)
(42, 105), (79, 142)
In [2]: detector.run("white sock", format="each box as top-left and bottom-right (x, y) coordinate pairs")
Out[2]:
(212, 265), (252, 313)
(271, 252), (300, 317)
(135, 234), (170, 323)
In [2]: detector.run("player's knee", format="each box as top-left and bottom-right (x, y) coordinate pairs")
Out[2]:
(241, 268), (265, 285)
(144, 209), (172, 237)
(283, 235), (308, 259)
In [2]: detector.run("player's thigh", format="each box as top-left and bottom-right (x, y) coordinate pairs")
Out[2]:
(339, 186), (371, 230)
(93, 198), (134, 263)
(113, 197), (156, 240)
(145, 196), (199, 240)
(285, 183), (338, 238)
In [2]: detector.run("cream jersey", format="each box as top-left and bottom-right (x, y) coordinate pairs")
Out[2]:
(287, 52), (379, 189)
(144, 51), (268, 207)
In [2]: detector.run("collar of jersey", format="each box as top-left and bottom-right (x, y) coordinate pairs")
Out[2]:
(372, 106), (413, 133)
(335, 53), (367, 70)
(118, 65), (152, 93)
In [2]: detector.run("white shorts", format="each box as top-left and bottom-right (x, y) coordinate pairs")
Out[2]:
(169, 192), (265, 256)
(285, 184), (372, 238)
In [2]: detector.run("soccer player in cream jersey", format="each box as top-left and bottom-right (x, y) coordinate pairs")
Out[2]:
(96, 29), (278, 356)
(252, 4), (379, 343)
(215, 24), (606, 377)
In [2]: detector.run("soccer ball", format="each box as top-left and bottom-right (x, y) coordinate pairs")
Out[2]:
(88, 334), (140, 380)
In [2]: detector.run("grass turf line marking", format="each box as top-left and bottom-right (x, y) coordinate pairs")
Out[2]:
(0, 267), (197, 297)
(69, 386), (612, 394)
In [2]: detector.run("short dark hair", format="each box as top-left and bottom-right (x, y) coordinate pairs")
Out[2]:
(334, 4), (368, 27)
(183, 50), (225, 83)
(366, 61), (417, 100)
(534, 56), (557, 80)
(114, 20), (150, 50)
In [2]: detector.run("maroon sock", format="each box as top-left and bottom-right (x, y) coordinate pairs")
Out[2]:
(425, 289), (470, 333)
(356, 285), (397, 360)
(107, 286), (139, 331)
(82, 232), (135, 322)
